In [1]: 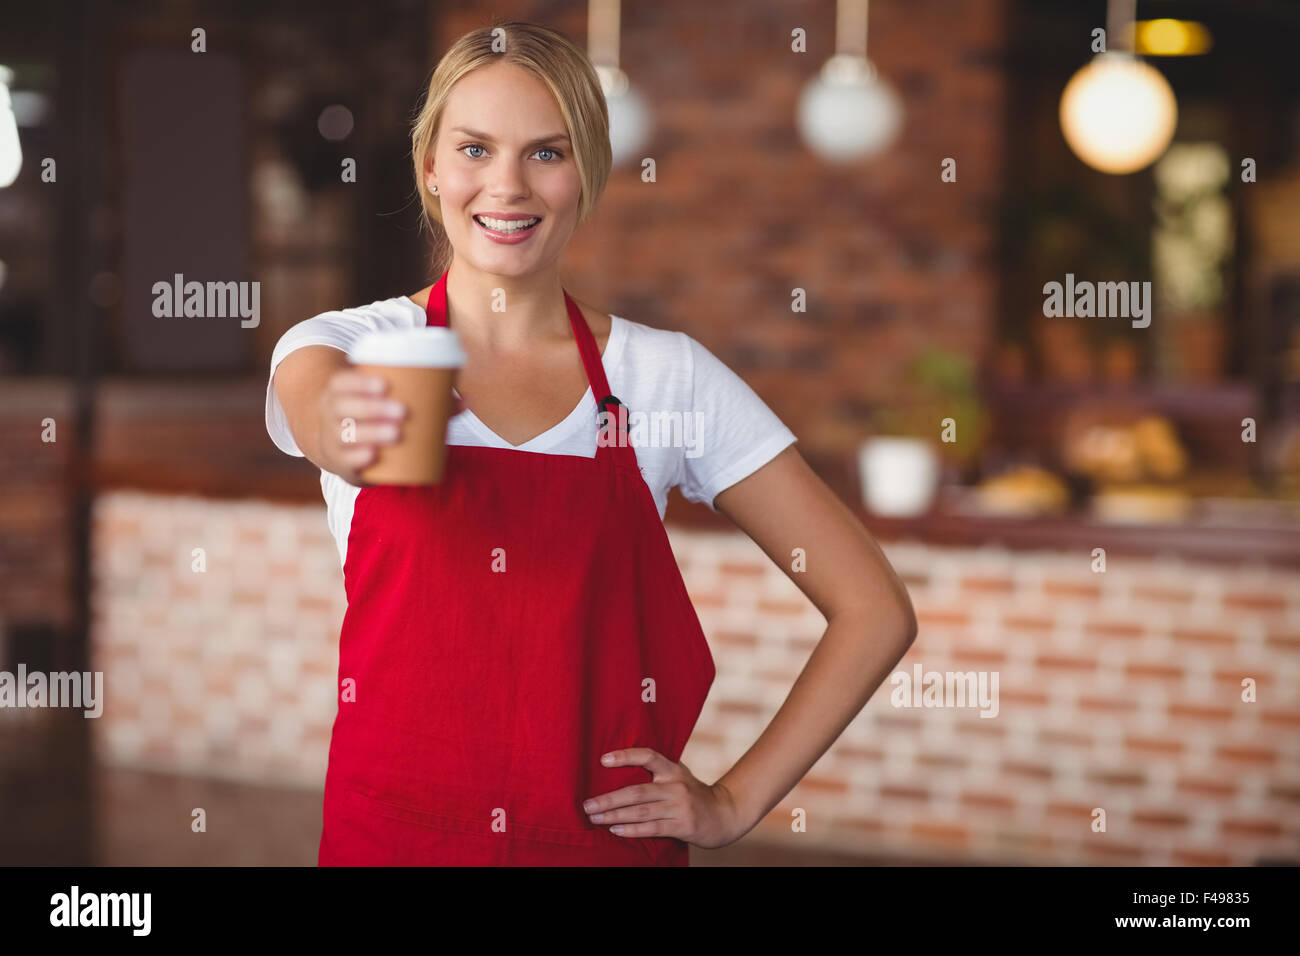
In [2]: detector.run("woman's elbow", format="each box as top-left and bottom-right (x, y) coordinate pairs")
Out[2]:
(874, 567), (918, 650)
(893, 599), (919, 652)
(836, 585), (917, 652)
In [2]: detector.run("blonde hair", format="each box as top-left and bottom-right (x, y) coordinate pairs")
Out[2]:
(411, 19), (612, 275)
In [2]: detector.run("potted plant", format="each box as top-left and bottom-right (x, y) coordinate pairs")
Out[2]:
(858, 349), (988, 516)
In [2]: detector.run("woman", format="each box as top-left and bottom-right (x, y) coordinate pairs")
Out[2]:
(267, 20), (917, 866)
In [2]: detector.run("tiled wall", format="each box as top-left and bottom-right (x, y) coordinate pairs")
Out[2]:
(91, 493), (343, 788)
(710, 541), (1300, 865)
(90, 490), (1300, 865)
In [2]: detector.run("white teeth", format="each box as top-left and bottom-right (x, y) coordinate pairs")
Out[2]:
(475, 215), (539, 233)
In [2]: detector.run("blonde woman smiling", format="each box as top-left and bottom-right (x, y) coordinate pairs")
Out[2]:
(268, 19), (916, 866)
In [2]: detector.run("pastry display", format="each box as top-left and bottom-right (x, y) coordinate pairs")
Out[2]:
(975, 465), (1071, 516)
(1063, 413), (1188, 483)
(1091, 482), (1193, 523)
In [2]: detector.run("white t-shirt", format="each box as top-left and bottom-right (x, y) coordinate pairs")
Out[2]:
(264, 296), (798, 567)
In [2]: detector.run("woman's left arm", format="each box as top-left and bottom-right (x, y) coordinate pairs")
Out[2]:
(706, 444), (918, 838)
(586, 445), (918, 847)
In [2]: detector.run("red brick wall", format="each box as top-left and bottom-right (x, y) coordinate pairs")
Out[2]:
(438, 0), (1008, 461)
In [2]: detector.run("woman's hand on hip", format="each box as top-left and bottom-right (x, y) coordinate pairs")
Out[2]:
(583, 748), (754, 850)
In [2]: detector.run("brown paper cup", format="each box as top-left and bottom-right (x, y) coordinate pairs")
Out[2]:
(347, 327), (466, 485)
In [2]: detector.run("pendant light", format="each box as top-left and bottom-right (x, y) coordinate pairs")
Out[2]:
(0, 66), (23, 188)
(1058, 0), (1178, 175)
(797, 0), (903, 162)
(588, 0), (651, 167)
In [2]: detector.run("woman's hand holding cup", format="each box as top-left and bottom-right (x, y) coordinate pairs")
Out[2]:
(317, 368), (411, 486)
(334, 326), (468, 486)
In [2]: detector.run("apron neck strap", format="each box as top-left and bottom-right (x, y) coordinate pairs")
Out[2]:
(423, 271), (633, 462)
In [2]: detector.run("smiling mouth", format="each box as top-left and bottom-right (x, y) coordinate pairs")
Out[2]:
(473, 215), (542, 235)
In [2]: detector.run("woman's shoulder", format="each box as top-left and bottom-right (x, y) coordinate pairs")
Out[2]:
(597, 312), (704, 405)
(599, 308), (694, 355)
(280, 297), (422, 337)
(335, 296), (425, 327)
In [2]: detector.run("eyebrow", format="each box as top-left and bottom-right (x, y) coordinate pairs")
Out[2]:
(450, 127), (571, 148)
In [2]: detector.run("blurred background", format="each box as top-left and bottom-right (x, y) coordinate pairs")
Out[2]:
(2, 0), (1298, 866)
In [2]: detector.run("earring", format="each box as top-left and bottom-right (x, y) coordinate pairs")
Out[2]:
(430, 184), (438, 194)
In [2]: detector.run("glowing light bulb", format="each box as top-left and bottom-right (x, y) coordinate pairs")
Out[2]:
(1059, 52), (1177, 175)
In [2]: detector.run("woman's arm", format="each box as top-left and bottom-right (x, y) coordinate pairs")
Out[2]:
(709, 444), (918, 833)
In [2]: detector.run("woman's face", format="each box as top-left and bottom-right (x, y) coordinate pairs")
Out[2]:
(428, 60), (582, 279)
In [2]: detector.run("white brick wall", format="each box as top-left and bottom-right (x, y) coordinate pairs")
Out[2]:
(91, 491), (1300, 864)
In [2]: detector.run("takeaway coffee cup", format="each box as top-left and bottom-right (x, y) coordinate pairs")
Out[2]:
(346, 327), (467, 485)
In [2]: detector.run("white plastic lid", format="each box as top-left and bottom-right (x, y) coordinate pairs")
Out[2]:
(347, 327), (467, 367)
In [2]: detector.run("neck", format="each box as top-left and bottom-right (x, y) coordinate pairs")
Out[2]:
(429, 259), (570, 352)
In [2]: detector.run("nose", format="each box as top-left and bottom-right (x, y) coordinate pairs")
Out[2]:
(485, 155), (530, 201)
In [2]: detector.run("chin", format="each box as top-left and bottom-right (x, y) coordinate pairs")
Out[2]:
(466, 251), (553, 278)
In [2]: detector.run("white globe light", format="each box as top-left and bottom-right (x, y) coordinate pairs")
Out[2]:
(597, 65), (651, 168)
(0, 66), (23, 189)
(1059, 52), (1178, 174)
(798, 54), (902, 162)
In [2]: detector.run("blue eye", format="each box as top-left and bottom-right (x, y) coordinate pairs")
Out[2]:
(459, 143), (563, 162)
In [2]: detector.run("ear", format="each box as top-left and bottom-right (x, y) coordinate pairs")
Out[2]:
(423, 156), (438, 193)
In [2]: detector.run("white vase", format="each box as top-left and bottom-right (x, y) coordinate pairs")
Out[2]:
(857, 436), (940, 517)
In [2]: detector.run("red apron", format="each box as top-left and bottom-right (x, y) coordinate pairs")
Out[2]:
(318, 270), (716, 865)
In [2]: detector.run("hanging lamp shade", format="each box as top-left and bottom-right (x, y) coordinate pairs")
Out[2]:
(596, 64), (650, 168)
(0, 66), (23, 189)
(1059, 52), (1178, 174)
(797, 54), (902, 162)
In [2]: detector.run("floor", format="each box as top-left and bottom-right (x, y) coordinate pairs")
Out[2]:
(1, 712), (950, 866)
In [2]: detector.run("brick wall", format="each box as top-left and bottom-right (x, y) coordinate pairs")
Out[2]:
(445, 0), (1011, 462)
(90, 490), (1300, 865)
(91, 493), (342, 788)
(8, 0), (1013, 660)
(704, 539), (1300, 865)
